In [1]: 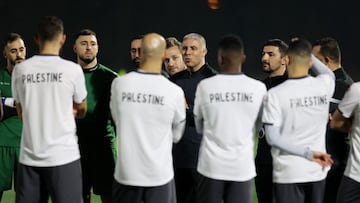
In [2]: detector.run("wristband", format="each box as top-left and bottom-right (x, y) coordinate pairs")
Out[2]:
(1, 97), (16, 108)
(304, 148), (314, 160)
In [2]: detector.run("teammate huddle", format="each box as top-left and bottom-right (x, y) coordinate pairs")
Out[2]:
(0, 15), (359, 203)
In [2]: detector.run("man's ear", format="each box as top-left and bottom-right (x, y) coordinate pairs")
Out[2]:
(284, 55), (290, 66)
(60, 34), (66, 46)
(241, 53), (247, 63)
(34, 36), (40, 46)
(281, 56), (287, 66)
(324, 56), (330, 64)
(217, 54), (223, 66)
(203, 47), (208, 56)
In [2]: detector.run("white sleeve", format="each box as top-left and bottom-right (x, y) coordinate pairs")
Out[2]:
(73, 65), (87, 104)
(262, 91), (282, 127)
(254, 86), (267, 132)
(193, 83), (204, 134)
(172, 89), (186, 143)
(11, 65), (20, 103)
(109, 78), (119, 124)
(338, 83), (360, 118)
(265, 125), (314, 160)
(311, 55), (335, 97)
(311, 54), (335, 80)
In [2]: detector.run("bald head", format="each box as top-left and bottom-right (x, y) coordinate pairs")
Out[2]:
(141, 33), (166, 60)
(139, 33), (166, 73)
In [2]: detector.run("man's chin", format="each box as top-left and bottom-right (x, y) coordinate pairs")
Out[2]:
(262, 69), (272, 73)
(80, 57), (95, 64)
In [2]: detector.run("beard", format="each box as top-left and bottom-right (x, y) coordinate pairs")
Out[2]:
(132, 59), (140, 68)
(10, 57), (25, 66)
(79, 56), (95, 64)
(262, 69), (273, 73)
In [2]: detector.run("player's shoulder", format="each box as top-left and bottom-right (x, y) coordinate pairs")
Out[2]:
(95, 64), (118, 81)
(348, 82), (360, 93)
(111, 71), (141, 86)
(98, 64), (118, 75)
(243, 74), (267, 88)
(266, 80), (287, 95)
(0, 68), (6, 74)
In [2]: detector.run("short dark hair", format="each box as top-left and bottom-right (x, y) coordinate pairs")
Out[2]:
(37, 16), (64, 42)
(166, 37), (181, 49)
(75, 29), (96, 42)
(131, 35), (144, 42)
(313, 37), (341, 63)
(263, 39), (288, 57)
(218, 34), (244, 53)
(3, 32), (23, 48)
(286, 38), (312, 57)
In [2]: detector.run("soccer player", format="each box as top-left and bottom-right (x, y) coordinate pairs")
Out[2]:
(255, 38), (288, 203)
(12, 16), (87, 203)
(330, 83), (360, 203)
(312, 37), (353, 203)
(0, 32), (26, 201)
(262, 39), (335, 203)
(110, 33), (186, 203)
(73, 29), (118, 203)
(164, 37), (187, 76)
(129, 35), (143, 70)
(126, 35), (169, 77)
(172, 33), (217, 203)
(193, 34), (266, 203)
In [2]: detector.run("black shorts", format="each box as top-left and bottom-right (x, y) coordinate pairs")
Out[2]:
(195, 174), (253, 203)
(79, 140), (116, 195)
(16, 159), (82, 203)
(336, 175), (360, 203)
(274, 179), (325, 203)
(112, 179), (176, 203)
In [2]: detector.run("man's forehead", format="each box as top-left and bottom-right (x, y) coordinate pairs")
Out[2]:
(183, 38), (201, 45)
(77, 35), (97, 42)
(6, 39), (25, 49)
(131, 39), (142, 47)
(263, 45), (280, 52)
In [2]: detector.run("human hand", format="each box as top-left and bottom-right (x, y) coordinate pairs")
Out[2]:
(311, 151), (333, 167)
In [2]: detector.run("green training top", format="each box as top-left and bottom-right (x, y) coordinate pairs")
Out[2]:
(76, 64), (117, 143)
(0, 68), (22, 147)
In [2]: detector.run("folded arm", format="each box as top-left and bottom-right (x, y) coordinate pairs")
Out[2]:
(265, 124), (333, 167)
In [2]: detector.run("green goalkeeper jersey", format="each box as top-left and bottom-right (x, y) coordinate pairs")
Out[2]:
(76, 64), (117, 144)
(0, 68), (22, 147)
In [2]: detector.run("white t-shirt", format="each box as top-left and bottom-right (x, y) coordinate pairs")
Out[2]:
(12, 55), (87, 167)
(262, 75), (334, 183)
(338, 82), (360, 183)
(194, 74), (266, 181)
(110, 71), (186, 187)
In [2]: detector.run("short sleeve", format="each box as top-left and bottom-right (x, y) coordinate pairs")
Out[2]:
(109, 78), (120, 124)
(317, 74), (335, 97)
(338, 83), (360, 118)
(11, 64), (20, 102)
(173, 87), (186, 124)
(262, 90), (282, 127)
(193, 83), (203, 121)
(73, 65), (87, 103)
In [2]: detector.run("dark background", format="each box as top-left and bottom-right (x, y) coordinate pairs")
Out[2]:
(1, 0), (359, 81)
